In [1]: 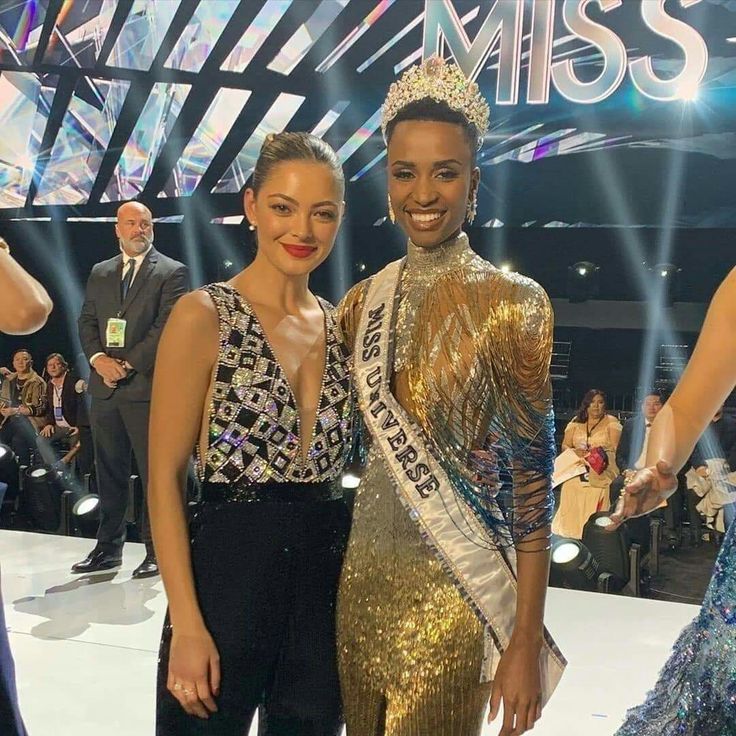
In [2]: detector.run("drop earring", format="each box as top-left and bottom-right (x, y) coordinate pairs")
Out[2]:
(248, 222), (255, 231)
(387, 196), (395, 224)
(466, 190), (477, 224)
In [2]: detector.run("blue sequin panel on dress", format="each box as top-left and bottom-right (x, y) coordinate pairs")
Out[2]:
(615, 519), (736, 735)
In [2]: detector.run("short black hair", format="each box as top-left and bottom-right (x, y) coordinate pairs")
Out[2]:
(384, 98), (480, 166)
(11, 348), (32, 364)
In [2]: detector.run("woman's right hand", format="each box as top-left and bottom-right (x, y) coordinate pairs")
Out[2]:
(167, 626), (221, 719)
(608, 460), (678, 529)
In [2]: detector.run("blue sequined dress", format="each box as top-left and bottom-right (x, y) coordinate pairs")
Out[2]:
(615, 519), (736, 735)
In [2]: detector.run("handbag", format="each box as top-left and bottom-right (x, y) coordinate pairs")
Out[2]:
(585, 446), (609, 475)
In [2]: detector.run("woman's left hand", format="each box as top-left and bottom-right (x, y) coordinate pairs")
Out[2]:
(488, 638), (542, 735)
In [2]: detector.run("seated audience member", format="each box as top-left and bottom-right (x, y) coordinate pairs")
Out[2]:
(686, 405), (736, 538)
(552, 389), (622, 539)
(37, 353), (90, 475)
(0, 349), (46, 469)
(612, 391), (666, 550)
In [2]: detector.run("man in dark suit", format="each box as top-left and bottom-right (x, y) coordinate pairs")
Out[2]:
(74, 201), (188, 578)
(37, 352), (90, 474)
(612, 391), (665, 551)
(616, 391), (664, 474)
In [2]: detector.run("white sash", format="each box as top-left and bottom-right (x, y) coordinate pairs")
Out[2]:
(355, 259), (566, 699)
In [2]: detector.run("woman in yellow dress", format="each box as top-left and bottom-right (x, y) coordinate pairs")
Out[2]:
(552, 389), (622, 539)
(336, 58), (565, 736)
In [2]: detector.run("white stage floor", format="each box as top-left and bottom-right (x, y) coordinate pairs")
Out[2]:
(1, 529), (700, 735)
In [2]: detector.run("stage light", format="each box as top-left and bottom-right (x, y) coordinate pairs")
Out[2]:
(72, 494), (100, 537)
(341, 455), (364, 496)
(566, 261), (600, 303)
(583, 511), (640, 594)
(549, 537), (599, 592)
(341, 472), (361, 490)
(23, 464), (62, 532)
(0, 444), (17, 482)
(650, 262), (681, 306)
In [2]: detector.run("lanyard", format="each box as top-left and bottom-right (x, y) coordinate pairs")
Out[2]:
(586, 416), (604, 445)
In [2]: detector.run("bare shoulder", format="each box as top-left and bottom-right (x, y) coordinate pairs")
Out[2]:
(716, 266), (736, 302)
(167, 289), (218, 333)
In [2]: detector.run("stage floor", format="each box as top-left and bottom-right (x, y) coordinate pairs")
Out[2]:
(1, 529), (699, 735)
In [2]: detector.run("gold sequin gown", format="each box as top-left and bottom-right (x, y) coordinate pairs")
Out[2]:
(336, 233), (555, 735)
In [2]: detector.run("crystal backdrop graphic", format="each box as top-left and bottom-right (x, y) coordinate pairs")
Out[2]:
(0, 0), (734, 227)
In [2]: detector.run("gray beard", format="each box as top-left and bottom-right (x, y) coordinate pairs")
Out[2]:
(119, 235), (153, 255)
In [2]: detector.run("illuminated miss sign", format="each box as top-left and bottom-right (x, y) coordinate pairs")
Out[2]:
(423, 0), (708, 104)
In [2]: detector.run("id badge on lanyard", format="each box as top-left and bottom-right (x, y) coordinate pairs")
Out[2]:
(106, 316), (127, 348)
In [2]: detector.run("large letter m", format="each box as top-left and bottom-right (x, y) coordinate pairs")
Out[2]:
(422, 0), (523, 104)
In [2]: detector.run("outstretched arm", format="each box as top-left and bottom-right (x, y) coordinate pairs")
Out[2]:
(614, 268), (736, 521)
(0, 239), (53, 334)
(649, 267), (736, 472)
(148, 290), (219, 720)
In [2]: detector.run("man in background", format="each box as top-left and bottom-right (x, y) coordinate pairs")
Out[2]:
(75, 201), (188, 578)
(0, 349), (46, 472)
(37, 353), (91, 477)
(612, 391), (665, 550)
(686, 405), (736, 539)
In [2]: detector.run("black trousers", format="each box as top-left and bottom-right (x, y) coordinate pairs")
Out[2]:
(0, 416), (37, 498)
(89, 395), (151, 553)
(156, 492), (350, 736)
(0, 416), (36, 469)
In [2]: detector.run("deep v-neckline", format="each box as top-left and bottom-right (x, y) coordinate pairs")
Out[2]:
(225, 284), (329, 465)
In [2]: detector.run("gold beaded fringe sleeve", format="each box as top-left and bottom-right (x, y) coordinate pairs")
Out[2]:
(337, 260), (556, 551)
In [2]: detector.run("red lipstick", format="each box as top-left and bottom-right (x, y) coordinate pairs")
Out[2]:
(282, 243), (317, 259)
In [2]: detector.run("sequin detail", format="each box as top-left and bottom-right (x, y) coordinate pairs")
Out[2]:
(336, 232), (556, 733)
(199, 283), (354, 487)
(340, 232), (556, 548)
(615, 521), (736, 736)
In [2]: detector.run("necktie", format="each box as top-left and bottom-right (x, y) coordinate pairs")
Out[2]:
(121, 259), (135, 301)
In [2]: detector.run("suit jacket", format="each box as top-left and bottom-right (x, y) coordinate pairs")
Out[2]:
(616, 415), (648, 472)
(690, 413), (736, 470)
(78, 247), (189, 401)
(43, 373), (83, 428)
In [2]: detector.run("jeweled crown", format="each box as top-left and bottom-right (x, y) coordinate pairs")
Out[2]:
(381, 56), (490, 149)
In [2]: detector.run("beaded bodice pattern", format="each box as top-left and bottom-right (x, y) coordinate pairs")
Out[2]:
(198, 283), (354, 486)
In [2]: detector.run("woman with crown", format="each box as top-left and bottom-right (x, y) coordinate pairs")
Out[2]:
(335, 57), (566, 736)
